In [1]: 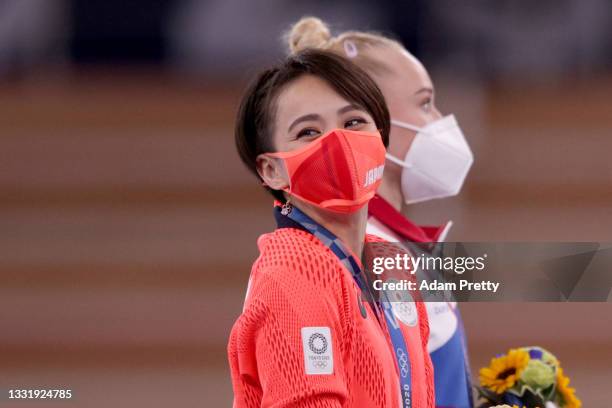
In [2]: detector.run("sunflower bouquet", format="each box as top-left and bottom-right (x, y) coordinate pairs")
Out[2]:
(476, 346), (581, 408)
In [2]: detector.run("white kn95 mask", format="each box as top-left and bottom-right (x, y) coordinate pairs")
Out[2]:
(386, 114), (474, 204)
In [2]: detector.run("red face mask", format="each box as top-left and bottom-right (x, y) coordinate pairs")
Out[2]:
(267, 129), (386, 213)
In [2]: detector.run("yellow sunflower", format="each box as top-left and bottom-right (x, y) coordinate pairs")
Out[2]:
(479, 348), (530, 393)
(556, 366), (581, 408)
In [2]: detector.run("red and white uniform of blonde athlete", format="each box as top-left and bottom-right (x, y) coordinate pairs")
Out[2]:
(228, 228), (435, 407)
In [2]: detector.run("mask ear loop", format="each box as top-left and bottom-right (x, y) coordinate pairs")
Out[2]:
(385, 153), (412, 168)
(387, 120), (421, 168)
(259, 154), (291, 192)
(390, 119), (422, 133)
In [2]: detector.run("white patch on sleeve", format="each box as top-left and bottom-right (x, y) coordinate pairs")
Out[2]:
(301, 327), (333, 375)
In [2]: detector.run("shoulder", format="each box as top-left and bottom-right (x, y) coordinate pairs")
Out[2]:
(236, 228), (355, 329)
(254, 228), (346, 290)
(231, 227), (355, 352)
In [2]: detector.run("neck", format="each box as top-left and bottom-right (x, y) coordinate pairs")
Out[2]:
(295, 201), (368, 258)
(376, 169), (403, 211)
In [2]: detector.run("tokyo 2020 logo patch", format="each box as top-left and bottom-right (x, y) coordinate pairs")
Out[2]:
(301, 327), (333, 375)
(308, 332), (328, 354)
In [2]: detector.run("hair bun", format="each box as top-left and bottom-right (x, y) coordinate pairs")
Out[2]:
(287, 17), (331, 54)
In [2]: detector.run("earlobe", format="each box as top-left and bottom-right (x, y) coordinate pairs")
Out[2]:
(256, 154), (289, 190)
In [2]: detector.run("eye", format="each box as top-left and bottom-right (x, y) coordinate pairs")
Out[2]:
(421, 97), (433, 112)
(296, 127), (321, 139)
(344, 117), (368, 129)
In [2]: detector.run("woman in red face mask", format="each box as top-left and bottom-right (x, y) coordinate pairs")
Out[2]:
(229, 49), (435, 407)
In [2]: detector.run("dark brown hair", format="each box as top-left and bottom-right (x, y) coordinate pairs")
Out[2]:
(235, 49), (390, 202)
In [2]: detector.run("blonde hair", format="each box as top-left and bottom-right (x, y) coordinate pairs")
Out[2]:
(285, 17), (406, 75)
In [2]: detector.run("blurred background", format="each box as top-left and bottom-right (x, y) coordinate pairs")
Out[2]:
(1, 0), (611, 406)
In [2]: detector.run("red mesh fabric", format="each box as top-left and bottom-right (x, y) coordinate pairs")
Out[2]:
(290, 134), (356, 203)
(228, 228), (435, 407)
(268, 130), (386, 212)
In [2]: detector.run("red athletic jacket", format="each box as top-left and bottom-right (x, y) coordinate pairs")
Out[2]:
(228, 227), (435, 407)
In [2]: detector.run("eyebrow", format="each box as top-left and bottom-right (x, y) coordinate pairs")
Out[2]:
(288, 114), (320, 133)
(287, 104), (362, 132)
(414, 87), (434, 95)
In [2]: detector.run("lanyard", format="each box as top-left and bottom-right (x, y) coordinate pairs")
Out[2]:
(282, 203), (413, 408)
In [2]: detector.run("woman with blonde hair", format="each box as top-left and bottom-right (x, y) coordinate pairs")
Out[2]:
(285, 17), (475, 408)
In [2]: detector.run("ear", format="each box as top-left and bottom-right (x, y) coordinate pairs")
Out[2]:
(256, 154), (289, 191)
